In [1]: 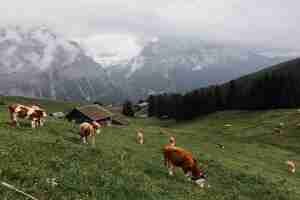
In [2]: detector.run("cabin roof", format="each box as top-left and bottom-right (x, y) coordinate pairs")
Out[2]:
(75, 104), (114, 121)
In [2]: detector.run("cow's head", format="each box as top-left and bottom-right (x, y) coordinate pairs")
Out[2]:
(169, 136), (176, 146)
(91, 121), (101, 134)
(190, 160), (207, 187)
(42, 110), (47, 117)
(35, 109), (47, 118)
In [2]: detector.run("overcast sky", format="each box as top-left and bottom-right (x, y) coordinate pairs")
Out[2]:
(0, 0), (299, 51)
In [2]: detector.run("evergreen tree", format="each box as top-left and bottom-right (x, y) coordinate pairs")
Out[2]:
(122, 100), (135, 117)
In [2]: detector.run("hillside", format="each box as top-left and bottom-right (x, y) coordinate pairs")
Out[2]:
(148, 57), (300, 121)
(233, 57), (300, 87)
(0, 97), (299, 199)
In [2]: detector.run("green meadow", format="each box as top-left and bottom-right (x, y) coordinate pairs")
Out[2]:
(0, 97), (299, 199)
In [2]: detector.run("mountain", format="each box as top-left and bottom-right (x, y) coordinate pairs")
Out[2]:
(106, 37), (292, 100)
(0, 26), (297, 103)
(0, 26), (123, 103)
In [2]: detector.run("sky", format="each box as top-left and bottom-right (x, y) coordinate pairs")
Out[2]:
(0, 0), (299, 60)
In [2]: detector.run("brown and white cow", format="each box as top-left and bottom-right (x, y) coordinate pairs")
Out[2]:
(79, 121), (101, 146)
(8, 104), (47, 128)
(163, 145), (207, 187)
(286, 160), (296, 173)
(136, 129), (144, 144)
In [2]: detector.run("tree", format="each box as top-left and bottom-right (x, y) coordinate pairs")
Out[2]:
(122, 100), (135, 117)
(226, 80), (237, 109)
(93, 101), (103, 106)
(215, 85), (224, 110)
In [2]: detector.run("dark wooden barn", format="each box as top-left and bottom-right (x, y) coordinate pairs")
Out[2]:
(66, 104), (129, 126)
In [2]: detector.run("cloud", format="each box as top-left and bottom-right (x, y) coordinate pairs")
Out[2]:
(0, 0), (299, 49)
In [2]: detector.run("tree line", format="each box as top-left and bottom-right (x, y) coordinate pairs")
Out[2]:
(147, 72), (300, 120)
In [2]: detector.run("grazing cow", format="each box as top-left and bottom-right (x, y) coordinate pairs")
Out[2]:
(217, 143), (225, 149)
(286, 160), (296, 173)
(163, 145), (207, 187)
(169, 136), (176, 146)
(29, 105), (47, 127)
(79, 121), (101, 146)
(279, 122), (285, 128)
(136, 129), (144, 144)
(8, 104), (47, 128)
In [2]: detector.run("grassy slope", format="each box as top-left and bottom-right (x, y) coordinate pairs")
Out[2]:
(0, 98), (299, 199)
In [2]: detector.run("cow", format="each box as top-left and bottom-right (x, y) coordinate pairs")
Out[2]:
(163, 145), (207, 187)
(169, 136), (176, 146)
(79, 121), (101, 146)
(286, 160), (296, 173)
(8, 104), (47, 128)
(136, 129), (144, 144)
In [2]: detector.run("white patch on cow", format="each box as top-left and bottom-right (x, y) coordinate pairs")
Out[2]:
(185, 172), (192, 181)
(31, 120), (36, 128)
(168, 169), (174, 176)
(195, 178), (206, 188)
(15, 106), (22, 113)
(27, 108), (35, 116)
(40, 118), (45, 126)
(292, 168), (296, 173)
(12, 112), (18, 120)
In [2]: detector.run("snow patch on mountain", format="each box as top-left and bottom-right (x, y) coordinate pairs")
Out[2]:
(77, 33), (143, 68)
(192, 65), (204, 71)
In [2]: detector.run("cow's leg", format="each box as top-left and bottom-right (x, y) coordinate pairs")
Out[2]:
(81, 136), (87, 144)
(40, 118), (44, 127)
(12, 113), (19, 126)
(163, 153), (168, 167)
(31, 120), (36, 128)
(168, 164), (174, 176)
(9, 112), (14, 122)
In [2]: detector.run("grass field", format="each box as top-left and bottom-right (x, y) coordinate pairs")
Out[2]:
(0, 97), (299, 199)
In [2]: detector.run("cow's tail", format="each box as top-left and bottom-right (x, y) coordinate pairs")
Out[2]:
(163, 146), (171, 167)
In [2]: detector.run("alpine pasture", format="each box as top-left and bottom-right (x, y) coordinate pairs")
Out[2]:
(0, 97), (299, 199)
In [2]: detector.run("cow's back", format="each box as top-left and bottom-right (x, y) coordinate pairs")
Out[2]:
(8, 104), (28, 118)
(80, 122), (93, 137)
(163, 145), (194, 167)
